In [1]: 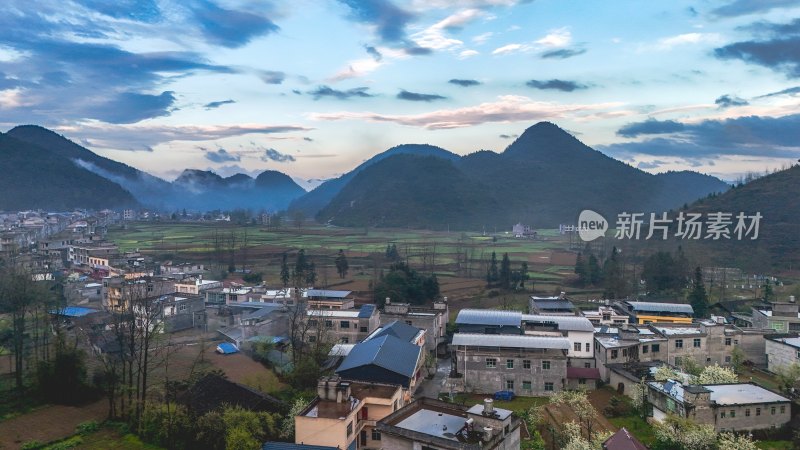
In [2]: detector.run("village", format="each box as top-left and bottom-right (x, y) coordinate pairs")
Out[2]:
(0, 209), (797, 450)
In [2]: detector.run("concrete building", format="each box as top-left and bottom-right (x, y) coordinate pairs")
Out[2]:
(647, 381), (791, 432)
(751, 300), (800, 333)
(450, 333), (569, 395)
(376, 398), (521, 450)
(765, 336), (800, 373)
(306, 290), (355, 309)
(456, 309), (523, 335)
(381, 299), (449, 357)
(307, 305), (380, 344)
(617, 301), (693, 325)
(602, 428), (648, 450)
(136, 294), (206, 333)
(583, 304), (629, 326)
(522, 314), (595, 369)
(102, 276), (176, 312)
(174, 276), (223, 295)
(529, 295), (577, 316)
(336, 331), (424, 394)
(295, 377), (405, 450)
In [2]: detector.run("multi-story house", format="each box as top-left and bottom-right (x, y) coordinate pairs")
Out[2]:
(583, 303), (629, 326)
(174, 276), (223, 295)
(751, 300), (800, 333)
(307, 305), (381, 344)
(381, 299), (449, 357)
(765, 335), (800, 373)
(616, 301), (694, 325)
(529, 295), (577, 316)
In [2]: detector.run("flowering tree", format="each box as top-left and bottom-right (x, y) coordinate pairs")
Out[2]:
(653, 414), (716, 450)
(695, 364), (739, 384)
(561, 422), (612, 450)
(717, 432), (758, 450)
(550, 391), (602, 440)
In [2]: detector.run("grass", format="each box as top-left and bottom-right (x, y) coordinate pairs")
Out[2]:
(756, 441), (794, 450)
(75, 429), (163, 450)
(607, 415), (657, 446)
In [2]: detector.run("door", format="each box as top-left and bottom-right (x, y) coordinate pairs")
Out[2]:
(360, 430), (367, 447)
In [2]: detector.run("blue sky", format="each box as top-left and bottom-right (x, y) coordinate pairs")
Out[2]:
(2, 0), (800, 186)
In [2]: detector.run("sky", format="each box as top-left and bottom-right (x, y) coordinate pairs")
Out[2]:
(2, 0), (800, 186)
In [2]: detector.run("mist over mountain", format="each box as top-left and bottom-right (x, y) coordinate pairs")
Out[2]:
(312, 122), (730, 229)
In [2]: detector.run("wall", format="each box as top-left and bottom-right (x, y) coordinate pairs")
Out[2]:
(766, 339), (800, 372)
(455, 346), (567, 395)
(713, 402), (791, 431)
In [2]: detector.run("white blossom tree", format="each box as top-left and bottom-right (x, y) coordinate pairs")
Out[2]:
(717, 432), (758, 450)
(653, 414), (716, 450)
(696, 364), (739, 384)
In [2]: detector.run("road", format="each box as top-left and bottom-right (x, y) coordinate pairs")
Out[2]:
(417, 356), (451, 399)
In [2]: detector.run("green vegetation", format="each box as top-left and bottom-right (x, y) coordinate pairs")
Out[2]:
(607, 415), (656, 446)
(756, 441), (794, 450)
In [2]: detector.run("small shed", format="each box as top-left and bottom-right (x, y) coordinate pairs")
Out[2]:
(216, 342), (239, 354)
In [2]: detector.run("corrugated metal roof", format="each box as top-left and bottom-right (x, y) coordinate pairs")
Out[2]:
(530, 299), (575, 310)
(625, 301), (693, 314)
(336, 335), (421, 378)
(452, 333), (570, 349)
(358, 304), (376, 318)
(769, 336), (800, 349)
(306, 289), (352, 298)
(455, 309), (522, 326)
(522, 314), (594, 332)
(366, 320), (423, 343)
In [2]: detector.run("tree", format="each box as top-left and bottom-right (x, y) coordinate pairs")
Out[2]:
(549, 390), (602, 441)
(305, 261), (317, 286)
(587, 254), (601, 286)
(0, 264), (41, 392)
(653, 364), (687, 382)
(334, 250), (349, 279)
(574, 252), (588, 286)
(280, 253), (290, 287)
(774, 362), (800, 394)
(280, 397), (307, 440)
(717, 432), (758, 450)
(695, 364), (738, 384)
(519, 262), (529, 289)
(374, 262), (439, 306)
(602, 247), (627, 298)
(293, 249), (309, 287)
(652, 414), (716, 450)
(763, 278), (774, 302)
(487, 251), (499, 286)
(688, 267), (709, 318)
(499, 253), (512, 289)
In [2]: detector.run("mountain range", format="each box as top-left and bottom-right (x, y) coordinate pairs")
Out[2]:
(1, 123), (731, 229)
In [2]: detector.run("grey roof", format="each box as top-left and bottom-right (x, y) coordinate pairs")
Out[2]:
(243, 304), (284, 321)
(358, 304), (376, 318)
(706, 383), (790, 405)
(625, 301), (693, 314)
(530, 299), (575, 310)
(367, 320), (423, 343)
(455, 309), (522, 326)
(522, 314), (594, 332)
(768, 336), (800, 349)
(306, 289), (352, 298)
(466, 404), (513, 420)
(452, 333), (570, 349)
(336, 335), (421, 378)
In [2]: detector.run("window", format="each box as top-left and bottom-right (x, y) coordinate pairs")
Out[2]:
(325, 320), (333, 328)
(674, 357), (682, 366)
(393, 400), (398, 411)
(506, 380), (514, 390)
(622, 348), (628, 357)
(730, 410), (735, 418)
(486, 358), (497, 368)
(506, 359), (514, 369)
(725, 338), (732, 346)
(725, 356), (731, 363)
(756, 408), (761, 416)
(542, 360), (551, 370)
(602, 313), (611, 321)
(642, 345), (649, 354)
(340, 320), (350, 328)
(178, 303), (187, 312)
(745, 408), (750, 417)
(372, 429), (381, 441)
(579, 378), (586, 385)
(675, 339), (683, 349)
(405, 320), (412, 326)
(360, 326), (368, 333)
(347, 422), (353, 436)
(523, 360), (531, 369)
(652, 344), (660, 353)
(574, 343), (581, 352)
(771, 406), (776, 415)
(308, 319), (318, 327)
(308, 335), (316, 342)
(721, 411), (726, 418)
(585, 343), (590, 352)
(523, 381), (532, 390)
(611, 350), (618, 359)
(780, 405), (786, 414)
(341, 337), (349, 344)
(544, 382), (554, 391)
(585, 362), (591, 368)
(693, 338), (701, 348)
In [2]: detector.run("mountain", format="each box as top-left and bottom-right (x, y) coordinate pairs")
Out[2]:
(7, 125), (306, 212)
(688, 165), (800, 270)
(318, 154), (498, 229)
(289, 144), (459, 215)
(0, 132), (136, 210)
(316, 122), (730, 229)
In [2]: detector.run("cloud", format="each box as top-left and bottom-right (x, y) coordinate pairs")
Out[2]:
(365, 45), (383, 61)
(449, 79), (481, 87)
(492, 28), (572, 56)
(203, 147), (240, 163)
(656, 33), (722, 50)
(404, 46), (434, 55)
(310, 95), (624, 129)
(459, 49), (479, 59)
(303, 137), (314, 142)
(617, 119), (686, 138)
(336, 0), (416, 43)
(204, 99), (236, 110)
(526, 79), (588, 92)
(308, 85), (375, 100)
(397, 89), (447, 102)
(603, 114), (800, 159)
(492, 43), (525, 55)
(408, 8), (484, 52)
(714, 19), (800, 78)
(90, 91), (176, 124)
(756, 86), (800, 98)
(190, 0), (279, 48)
(710, 0), (799, 17)
(260, 147), (296, 163)
(715, 94), (749, 108)
(540, 48), (587, 59)
(636, 160), (667, 169)
(76, 0), (161, 22)
(499, 133), (518, 139)
(473, 32), (493, 44)
(534, 27), (572, 48)
(258, 70), (285, 84)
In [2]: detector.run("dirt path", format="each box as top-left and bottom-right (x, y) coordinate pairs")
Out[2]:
(0, 400), (107, 449)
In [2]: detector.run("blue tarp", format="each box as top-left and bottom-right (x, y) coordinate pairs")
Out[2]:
(51, 306), (99, 317)
(216, 343), (239, 354)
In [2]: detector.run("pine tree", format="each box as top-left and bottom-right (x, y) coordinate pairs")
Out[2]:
(280, 253), (290, 287)
(334, 249), (349, 279)
(519, 262), (529, 289)
(488, 252), (499, 286)
(689, 266), (709, 318)
(588, 254), (602, 286)
(499, 253), (512, 289)
(574, 252), (588, 286)
(763, 278), (774, 302)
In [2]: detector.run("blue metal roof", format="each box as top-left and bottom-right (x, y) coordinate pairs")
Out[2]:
(367, 320), (422, 343)
(336, 335), (421, 378)
(51, 306), (100, 317)
(263, 443), (338, 450)
(358, 304), (376, 318)
(216, 343), (239, 354)
(455, 309), (522, 326)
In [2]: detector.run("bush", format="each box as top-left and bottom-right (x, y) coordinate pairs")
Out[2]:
(75, 420), (99, 435)
(604, 395), (632, 418)
(20, 441), (43, 450)
(45, 436), (83, 450)
(243, 272), (263, 284)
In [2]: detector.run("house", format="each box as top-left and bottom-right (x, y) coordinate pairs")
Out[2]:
(306, 304), (381, 344)
(602, 428), (648, 450)
(456, 309), (523, 335)
(364, 320), (426, 347)
(529, 295), (577, 316)
(449, 333), (570, 395)
(381, 298), (449, 357)
(751, 300), (800, 333)
(376, 397), (521, 450)
(264, 444), (337, 450)
(143, 294), (206, 333)
(181, 373), (284, 416)
(102, 276), (176, 312)
(522, 314), (595, 367)
(583, 303), (630, 326)
(306, 289), (355, 309)
(294, 377), (405, 450)
(566, 367), (601, 390)
(765, 335), (800, 373)
(335, 334), (424, 393)
(512, 223), (535, 238)
(617, 301), (693, 325)
(174, 276), (223, 295)
(646, 380), (791, 432)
